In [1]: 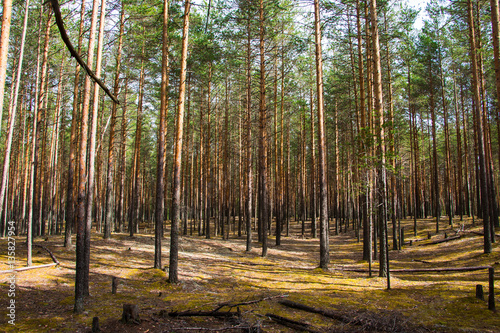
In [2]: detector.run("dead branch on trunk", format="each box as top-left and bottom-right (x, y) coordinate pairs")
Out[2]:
(49, 0), (119, 104)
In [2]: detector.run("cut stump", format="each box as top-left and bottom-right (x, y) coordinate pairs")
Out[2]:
(122, 304), (140, 324)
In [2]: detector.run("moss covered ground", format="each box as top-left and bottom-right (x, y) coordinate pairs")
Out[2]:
(0, 217), (499, 332)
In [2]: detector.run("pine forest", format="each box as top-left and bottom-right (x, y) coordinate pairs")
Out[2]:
(0, 0), (500, 331)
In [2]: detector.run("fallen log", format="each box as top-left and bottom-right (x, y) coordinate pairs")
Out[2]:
(339, 265), (491, 274)
(421, 235), (461, 245)
(214, 294), (288, 312)
(168, 310), (238, 318)
(32, 244), (60, 264)
(278, 299), (346, 322)
(266, 313), (321, 333)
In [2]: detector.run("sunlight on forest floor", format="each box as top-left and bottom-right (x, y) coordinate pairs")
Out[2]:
(0, 217), (499, 332)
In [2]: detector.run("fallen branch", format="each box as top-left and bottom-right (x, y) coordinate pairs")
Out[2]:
(468, 231), (500, 238)
(340, 265), (491, 273)
(278, 299), (346, 322)
(168, 310), (238, 318)
(421, 235), (461, 245)
(0, 263), (58, 274)
(49, 0), (119, 104)
(32, 244), (60, 264)
(214, 294), (288, 312)
(266, 313), (321, 333)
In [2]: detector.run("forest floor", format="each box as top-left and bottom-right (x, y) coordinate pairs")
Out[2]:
(0, 217), (499, 332)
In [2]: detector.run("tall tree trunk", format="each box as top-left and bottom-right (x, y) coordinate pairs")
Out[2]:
(245, 11), (253, 251)
(169, 0), (191, 284)
(154, 0), (170, 269)
(467, 0), (491, 254)
(129, 52), (145, 237)
(104, 1), (125, 240)
(65, 0), (87, 249)
(258, 0), (269, 257)
(84, 0), (106, 295)
(0, 0), (30, 234)
(75, 0), (99, 313)
(370, 0), (389, 287)
(314, 0), (329, 270)
(0, 0), (13, 133)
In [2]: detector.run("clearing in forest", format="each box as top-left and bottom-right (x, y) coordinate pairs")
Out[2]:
(0, 217), (499, 332)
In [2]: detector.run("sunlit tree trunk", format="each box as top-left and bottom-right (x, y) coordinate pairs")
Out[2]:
(0, 0), (30, 235)
(0, 0), (13, 133)
(169, 0), (191, 284)
(75, 0), (99, 313)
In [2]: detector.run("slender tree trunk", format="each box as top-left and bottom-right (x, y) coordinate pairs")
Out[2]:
(75, 0), (99, 313)
(154, 0), (170, 269)
(467, 0), (491, 254)
(258, 0), (269, 257)
(129, 52), (145, 237)
(370, 0), (389, 288)
(314, 0), (329, 270)
(104, 1), (124, 240)
(0, 0), (13, 133)
(84, 0), (106, 295)
(169, 0), (191, 284)
(65, 0), (87, 249)
(245, 12), (253, 251)
(0, 0), (30, 233)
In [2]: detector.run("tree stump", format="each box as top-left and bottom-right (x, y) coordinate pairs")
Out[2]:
(91, 317), (100, 332)
(112, 277), (118, 294)
(489, 267), (495, 311)
(476, 285), (484, 300)
(122, 304), (140, 324)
